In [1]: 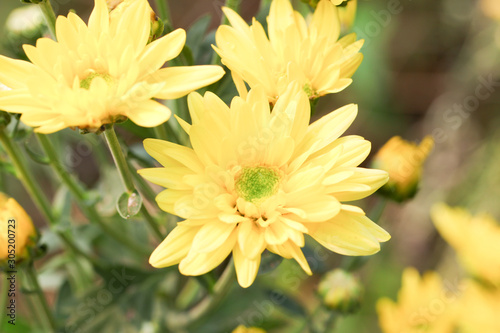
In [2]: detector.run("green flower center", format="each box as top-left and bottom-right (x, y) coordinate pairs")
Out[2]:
(235, 166), (280, 203)
(80, 72), (114, 90)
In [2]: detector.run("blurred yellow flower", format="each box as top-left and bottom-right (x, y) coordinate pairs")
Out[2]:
(0, 0), (224, 133)
(232, 325), (266, 333)
(139, 85), (389, 288)
(372, 136), (433, 202)
(0, 193), (37, 264)
(480, 0), (500, 20)
(377, 268), (458, 333)
(214, 0), (363, 103)
(456, 281), (500, 333)
(431, 204), (500, 287)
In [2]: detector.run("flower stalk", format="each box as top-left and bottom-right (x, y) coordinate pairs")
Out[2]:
(36, 133), (150, 256)
(0, 127), (103, 265)
(24, 263), (58, 331)
(103, 124), (164, 241)
(38, 0), (57, 38)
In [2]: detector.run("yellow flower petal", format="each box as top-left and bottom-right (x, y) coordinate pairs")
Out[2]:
(126, 99), (171, 127)
(149, 225), (199, 267)
(138, 29), (186, 77)
(233, 244), (261, 288)
(150, 66), (225, 100)
(179, 230), (237, 276)
(189, 221), (236, 253)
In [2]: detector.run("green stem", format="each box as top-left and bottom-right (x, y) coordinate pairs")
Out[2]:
(154, 124), (169, 141)
(24, 264), (57, 331)
(103, 125), (136, 193)
(36, 133), (149, 256)
(0, 129), (52, 223)
(103, 125), (164, 241)
(167, 259), (235, 329)
(369, 197), (388, 223)
(39, 0), (57, 38)
(0, 128), (102, 265)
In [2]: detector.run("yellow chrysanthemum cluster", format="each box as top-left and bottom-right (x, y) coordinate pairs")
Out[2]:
(377, 204), (500, 332)
(139, 0), (391, 288)
(0, 0), (389, 288)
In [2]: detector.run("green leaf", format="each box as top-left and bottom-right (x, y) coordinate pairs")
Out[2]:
(116, 190), (142, 219)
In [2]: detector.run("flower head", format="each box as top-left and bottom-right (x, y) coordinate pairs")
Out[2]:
(0, 193), (37, 264)
(0, 0), (224, 133)
(431, 203), (500, 287)
(139, 85), (389, 287)
(214, 0), (364, 103)
(377, 268), (458, 333)
(372, 136), (433, 202)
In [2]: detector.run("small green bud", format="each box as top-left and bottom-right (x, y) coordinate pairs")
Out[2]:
(318, 269), (363, 314)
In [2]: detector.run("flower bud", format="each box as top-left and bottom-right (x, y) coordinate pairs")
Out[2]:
(0, 193), (37, 267)
(232, 325), (266, 333)
(318, 269), (363, 314)
(3, 5), (48, 60)
(371, 136), (434, 202)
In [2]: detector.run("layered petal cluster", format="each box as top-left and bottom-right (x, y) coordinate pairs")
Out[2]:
(214, 0), (364, 103)
(377, 268), (458, 333)
(0, 0), (224, 133)
(431, 203), (500, 287)
(139, 85), (389, 287)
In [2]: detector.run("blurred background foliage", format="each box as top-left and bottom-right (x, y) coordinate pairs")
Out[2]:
(0, 0), (499, 332)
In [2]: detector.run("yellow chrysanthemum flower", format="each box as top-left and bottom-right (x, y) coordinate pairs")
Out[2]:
(431, 203), (500, 287)
(0, 193), (37, 264)
(377, 268), (458, 333)
(457, 281), (500, 333)
(214, 0), (363, 103)
(139, 85), (390, 288)
(372, 136), (433, 202)
(0, 0), (224, 133)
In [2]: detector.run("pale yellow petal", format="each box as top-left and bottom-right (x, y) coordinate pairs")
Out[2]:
(327, 168), (388, 201)
(88, 0), (109, 35)
(137, 167), (192, 190)
(149, 225), (199, 267)
(189, 221), (236, 253)
(309, 0), (340, 42)
(143, 138), (204, 172)
(150, 66), (225, 100)
(233, 245), (261, 288)
(126, 99), (171, 127)
(0, 55), (39, 89)
(179, 230), (237, 275)
(138, 29), (186, 77)
(238, 220), (266, 259)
